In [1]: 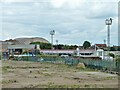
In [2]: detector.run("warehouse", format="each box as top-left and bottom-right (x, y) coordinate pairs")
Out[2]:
(7, 45), (40, 55)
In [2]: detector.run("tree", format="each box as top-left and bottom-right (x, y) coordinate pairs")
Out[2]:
(110, 47), (116, 51)
(30, 42), (52, 49)
(117, 47), (120, 51)
(109, 53), (115, 58)
(83, 41), (91, 49)
(22, 51), (28, 54)
(62, 45), (69, 49)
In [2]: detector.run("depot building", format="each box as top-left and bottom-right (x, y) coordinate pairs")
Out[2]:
(7, 45), (40, 54)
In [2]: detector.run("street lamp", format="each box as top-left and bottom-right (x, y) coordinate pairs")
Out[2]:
(105, 18), (112, 60)
(50, 30), (55, 56)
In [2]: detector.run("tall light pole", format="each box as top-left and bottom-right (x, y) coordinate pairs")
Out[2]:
(50, 30), (55, 56)
(104, 39), (106, 44)
(105, 18), (112, 60)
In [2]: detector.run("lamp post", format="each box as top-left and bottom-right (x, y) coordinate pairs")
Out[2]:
(50, 30), (55, 56)
(105, 18), (112, 60)
(104, 39), (106, 44)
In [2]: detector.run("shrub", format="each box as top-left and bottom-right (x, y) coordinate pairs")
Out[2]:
(115, 57), (120, 66)
(30, 71), (32, 73)
(109, 53), (115, 58)
(9, 55), (14, 59)
(37, 54), (58, 58)
(22, 51), (28, 54)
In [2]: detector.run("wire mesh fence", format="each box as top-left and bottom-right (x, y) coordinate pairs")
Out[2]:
(7, 56), (120, 72)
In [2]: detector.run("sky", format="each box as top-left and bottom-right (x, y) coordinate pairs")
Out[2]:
(0, 0), (119, 46)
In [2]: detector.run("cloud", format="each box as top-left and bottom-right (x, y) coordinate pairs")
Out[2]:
(86, 2), (118, 19)
(1, 1), (118, 45)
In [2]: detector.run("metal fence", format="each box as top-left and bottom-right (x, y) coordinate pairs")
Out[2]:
(12, 56), (120, 72)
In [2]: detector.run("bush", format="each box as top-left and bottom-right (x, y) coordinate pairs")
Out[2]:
(115, 57), (120, 67)
(9, 55), (14, 59)
(22, 51), (28, 54)
(109, 53), (115, 58)
(37, 54), (58, 58)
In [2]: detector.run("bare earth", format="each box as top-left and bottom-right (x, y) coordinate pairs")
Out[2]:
(1, 60), (118, 88)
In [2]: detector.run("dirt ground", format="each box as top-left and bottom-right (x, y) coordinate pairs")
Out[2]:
(1, 60), (118, 88)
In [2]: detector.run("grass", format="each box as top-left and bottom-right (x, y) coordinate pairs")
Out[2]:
(57, 64), (67, 69)
(65, 77), (71, 79)
(104, 76), (118, 80)
(37, 71), (43, 74)
(57, 64), (96, 72)
(48, 81), (54, 85)
(48, 85), (69, 88)
(30, 71), (32, 73)
(73, 70), (77, 72)
(34, 76), (38, 78)
(33, 84), (84, 88)
(2, 68), (7, 72)
(84, 84), (90, 88)
(2, 80), (18, 84)
(3, 65), (42, 70)
(45, 66), (50, 68)
(2, 66), (14, 72)
(76, 67), (95, 71)
(44, 73), (53, 77)
(94, 84), (97, 88)
(8, 70), (14, 73)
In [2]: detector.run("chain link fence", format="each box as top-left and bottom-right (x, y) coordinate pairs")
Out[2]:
(11, 56), (120, 72)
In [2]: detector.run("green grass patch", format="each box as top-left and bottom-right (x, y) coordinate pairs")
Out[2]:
(44, 73), (52, 77)
(48, 81), (54, 85)
(76, 67), (95, 71)
(45, 66), (50, 68)
(37, 71), (43, 74)
(2, 66), (15, 72)
(84, 84), (90, 88)
(65, 77), (71, 79)
(48, 85), (69, 88)
(104, 76), (118, 80)
(34, 76), (38, 78)
(30, 71), (32, 73)
(2, 80), (18, 84)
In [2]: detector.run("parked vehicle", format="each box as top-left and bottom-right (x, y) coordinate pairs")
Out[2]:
(60, 55), (69, 57)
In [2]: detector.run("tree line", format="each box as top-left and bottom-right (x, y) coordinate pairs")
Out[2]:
(30, 42), (78, 50)
(30, 41), (120, 51)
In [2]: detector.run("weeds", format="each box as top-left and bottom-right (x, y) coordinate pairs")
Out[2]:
(34, 76), (38, 78)
(44, 73), (52, 77)
(104, 76), (118, 80)
(84, 84), (90, 88)
(37, 71), (43, 74)
(65, 77), (71, 79)
(2, 80), (18, 84)
(76, 67), (95, 71)
(30, 71), (32, 73)
(45, 67), (50, 68)
(48, 81), (54, 85)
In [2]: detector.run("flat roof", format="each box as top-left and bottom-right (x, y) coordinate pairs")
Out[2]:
(8, 45), (40, 49)
(40, 49), (96, 51)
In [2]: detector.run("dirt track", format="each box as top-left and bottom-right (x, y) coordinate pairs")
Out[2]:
(1, 60), (118, 88)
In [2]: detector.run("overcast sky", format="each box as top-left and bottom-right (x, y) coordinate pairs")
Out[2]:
(1, 0), (118, 46)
